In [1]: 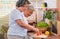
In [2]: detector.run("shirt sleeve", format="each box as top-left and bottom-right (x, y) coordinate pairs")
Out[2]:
(13, 11), (23, 21)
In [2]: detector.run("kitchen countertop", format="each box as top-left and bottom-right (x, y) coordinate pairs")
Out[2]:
(27, 32), (60, 39)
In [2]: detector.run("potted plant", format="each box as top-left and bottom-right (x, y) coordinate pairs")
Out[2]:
(37, 21), (48, 32)
(44, 8), (58, 20)
(43, 8), (58, 26)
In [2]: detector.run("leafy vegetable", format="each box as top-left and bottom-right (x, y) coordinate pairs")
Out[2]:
(37, 22), (48, 28)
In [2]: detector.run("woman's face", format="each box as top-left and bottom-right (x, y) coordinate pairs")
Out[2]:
(24, 10), (33, 17)
(22, 4), (34, 17)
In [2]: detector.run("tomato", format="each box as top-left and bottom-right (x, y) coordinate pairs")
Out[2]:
(36, 31), (42, 36)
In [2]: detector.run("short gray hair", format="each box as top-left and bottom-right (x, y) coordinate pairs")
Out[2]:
(27, 5), (34, 11)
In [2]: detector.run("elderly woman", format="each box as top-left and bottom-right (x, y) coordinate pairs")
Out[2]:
(7, 0), (39, 39)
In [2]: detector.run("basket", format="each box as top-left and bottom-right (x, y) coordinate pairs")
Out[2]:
(37, 27), (48, 32)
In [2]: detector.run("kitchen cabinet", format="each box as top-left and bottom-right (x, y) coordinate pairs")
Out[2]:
(57, 0), (60, 35)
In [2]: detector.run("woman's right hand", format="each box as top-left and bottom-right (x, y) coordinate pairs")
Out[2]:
(33, 28), (39, 33)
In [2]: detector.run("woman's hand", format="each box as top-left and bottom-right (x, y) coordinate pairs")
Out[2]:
(33, 28), (39, 33)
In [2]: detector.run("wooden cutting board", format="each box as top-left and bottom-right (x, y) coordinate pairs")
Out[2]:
(32, 34), (48, 39)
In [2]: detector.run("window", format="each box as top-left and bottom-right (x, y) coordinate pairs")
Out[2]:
(0, 0), (17, 18)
